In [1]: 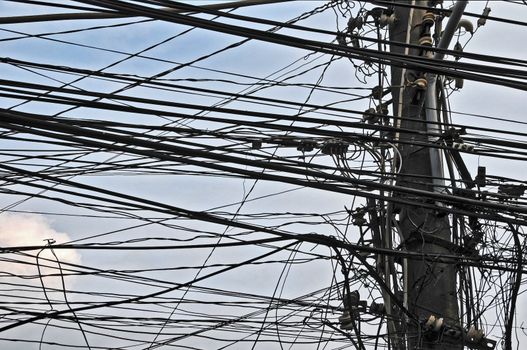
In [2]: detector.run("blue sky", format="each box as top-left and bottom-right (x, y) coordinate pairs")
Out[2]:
(0, 1), (526, 349)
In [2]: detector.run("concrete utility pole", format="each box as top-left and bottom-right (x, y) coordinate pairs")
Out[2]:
(388, 1), (465, 349)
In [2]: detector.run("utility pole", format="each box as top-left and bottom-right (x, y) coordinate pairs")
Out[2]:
(388, 1), (465, 349)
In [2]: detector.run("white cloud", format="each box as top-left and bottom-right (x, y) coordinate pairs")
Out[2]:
(0, 213), (81, 288)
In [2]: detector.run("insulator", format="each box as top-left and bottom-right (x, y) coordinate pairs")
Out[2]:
(343, 290), (360, 308)
(338, 310), (351, 323)
(297, 140), (316, 153)
(474, 329), (484, 342)
(418, 35), (433, 46)
(414, 77), (428, 90)
(422, 11), (436, 27)
(338, 310), (356, 330)
(457, 18), (474, 34)
(378, 13), (396, 28)
(352, 218), (367, 226)
(362, 107), (379, 124)
(467, 325), (485, 342)
(347, 16), (363, 32)
(433, 317), (444, 332)
(371, 85), (384, 99)
(425, 315), (436, 328)
(467, 325), (476, 338)
(453, 143), (473, 152)
(340, 321), (354, 330)
(376, 104), (389, 116)
(369, 301), (385, 315)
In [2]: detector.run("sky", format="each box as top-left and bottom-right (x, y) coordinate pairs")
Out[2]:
(0, 1), (526, 349)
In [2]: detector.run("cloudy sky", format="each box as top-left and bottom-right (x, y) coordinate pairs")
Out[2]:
(0, 1), (525, 349)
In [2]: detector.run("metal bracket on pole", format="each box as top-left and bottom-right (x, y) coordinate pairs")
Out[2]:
(424, 1), (468, 194)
